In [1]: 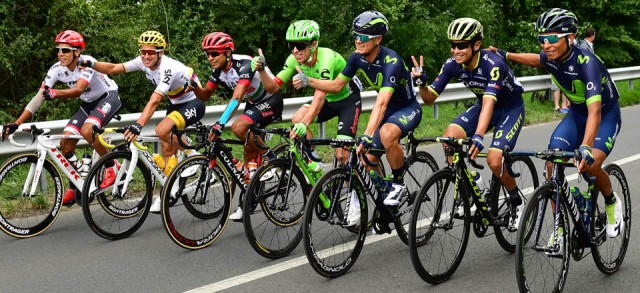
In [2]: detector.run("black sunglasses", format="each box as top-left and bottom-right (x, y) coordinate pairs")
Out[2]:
(287, 42), (309, 51)
(450, 41), (472, 50)
(54, 47), (78, 54)
(204, 50), (226, 58)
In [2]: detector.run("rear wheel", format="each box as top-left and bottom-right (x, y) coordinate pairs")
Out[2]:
(0, 154), (63, 238)
(591, 163), (630, 274)
(409, 168), (470, 284)
(243, 157), (310, 259)
(81, 150), (153, 240)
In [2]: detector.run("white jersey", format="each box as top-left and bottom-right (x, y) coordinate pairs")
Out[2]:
(123, 55), (197, 105)
(44, 55), (118, 103)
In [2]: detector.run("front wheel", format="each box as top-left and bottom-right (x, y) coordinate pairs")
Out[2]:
(243, 157), (309, 259)
(591, 163), (631, 274)
(303, 168), (368, 278)
(409, 168), (471, 284)
(515, 183), (570, 292)
(0, 153), (63, 238)
(81, 150), (153, 240)
(161, 155), (232, 250)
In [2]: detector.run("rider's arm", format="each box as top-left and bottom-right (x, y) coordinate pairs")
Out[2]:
(300, 90), (327, 126)
(475, 95), (497, 136)
(49, 78), (89, 98)
(217, 83), (247, 124)
(582, 101), (601, 148)
(91, 61), (126, 75)
(135, 92), (164, 127)
(306, 74), (349, 94)
(18, 87), (46, 124)
(193, 80), (216, 101)
(259, 69), (282, 94)
(421, 62), (454, 105)
(504, 52), (543, 68)
(363, 89), (393, 136)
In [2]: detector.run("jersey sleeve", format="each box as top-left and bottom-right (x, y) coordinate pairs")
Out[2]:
(338, 53), (360, 81)
(428, 59), (457, 96)
(154, 66), (174, 95)
(578, 54), (604, 106)
(483, 58), (506, 100)
(43, 64), (60, 88)
(122, 57), (144, 73)
(78, 56), (97, 84)
(274, 55), (298, 85)
(236, 59), (255, 87)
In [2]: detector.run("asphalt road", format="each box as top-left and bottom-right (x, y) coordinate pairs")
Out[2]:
(1, 105), (639, 293)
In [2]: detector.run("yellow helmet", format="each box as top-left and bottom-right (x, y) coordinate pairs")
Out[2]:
(138, 31), (166, 48)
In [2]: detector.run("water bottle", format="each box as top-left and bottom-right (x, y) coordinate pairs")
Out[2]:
(308, 161), (324, 174)
(369, 170), (385, 192)
(67, 154), (80, 170)
(582, 190), (592, 233)
(152, 153), (166, 170)
(165, 155), (178, 176)
(570, 186), (585, 211)
(471, 171), (486, 194)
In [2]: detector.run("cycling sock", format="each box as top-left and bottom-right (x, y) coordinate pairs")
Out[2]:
(604, 192), (616, 205)
(392, 167), (404, 184)
(508, 188), (523, 206)
(261, 149), (275, 160)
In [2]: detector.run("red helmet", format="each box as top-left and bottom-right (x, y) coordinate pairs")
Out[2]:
(202, 32), (235, 51)
(55, 30), (85, 50)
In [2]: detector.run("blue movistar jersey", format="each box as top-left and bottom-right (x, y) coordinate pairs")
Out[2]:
(338, 46), (417, 109)
(430, 50), (524, 109)
(540, 46), (619, 114)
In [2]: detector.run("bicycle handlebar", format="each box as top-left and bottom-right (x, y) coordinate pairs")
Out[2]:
(93, 125), (147, 150)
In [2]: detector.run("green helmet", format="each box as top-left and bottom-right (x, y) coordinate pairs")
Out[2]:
(286, 20), (320, 42)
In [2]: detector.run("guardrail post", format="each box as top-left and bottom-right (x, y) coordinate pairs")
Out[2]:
(630, 80), (634, 90)
(433, 104), (439, 119)
(318, 122), (326, 138)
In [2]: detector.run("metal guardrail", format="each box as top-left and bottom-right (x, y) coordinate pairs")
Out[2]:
(2, 66), (639, 156)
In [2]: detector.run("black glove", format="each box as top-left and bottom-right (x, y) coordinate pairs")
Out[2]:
(359, 133), (374, 151)
(78, 60), (95, 68)
(125, 123), (143, 136)
(42, 86), (58, 101)
(2, 123), (19, 141)
(210, 121), (224, 137)
(412, 66), (428, 88)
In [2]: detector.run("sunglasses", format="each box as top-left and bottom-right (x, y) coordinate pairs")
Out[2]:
(352, 33), (379, 42)
(287, 42), (309, 51)
(450, 41), (472, 50)
(537, 33), (571, 44)
(204, 50), (226, 58)
(54, 47), (78, 54)
(138, 49), (163, 56)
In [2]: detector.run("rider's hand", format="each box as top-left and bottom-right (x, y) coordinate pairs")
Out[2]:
(2, 123), (19, 141)
(488, 46), (507, 60)
(577, 145), (595, 171)
(186, 78), (199, 93)
(410, 55), (428, 87)
(293, 66), (308, 89)
(251, 49), (266, 72)
(124, 123), (142, 142)
(208, 121), (224, 141)
(78, 60), (95, 68)
(357, 133), (374, 154)
(42, 86), (58, 101)
(469, 134), (484, 159)
(291, 122), (308, 139)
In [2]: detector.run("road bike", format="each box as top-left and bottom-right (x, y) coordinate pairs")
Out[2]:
(408, 137), (539, 284)
(512, 149), (630, 292)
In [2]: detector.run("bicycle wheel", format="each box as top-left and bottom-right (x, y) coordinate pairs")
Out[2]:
(409, 168), (471, 284)
(81, 150), (153, 240)
(491, 155), (539, 252)
(303, 167), (367, 278)
(161, 155), (232, 250)
(395, 151), (439, 245)
(243, 157), (310, 259)
(0, 153), (63, 238)
(591, 163), (631, 274)
(515, 183), (570, 293)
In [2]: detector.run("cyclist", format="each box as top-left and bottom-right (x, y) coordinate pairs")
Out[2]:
(251, 20), (362, 165)
(191, 32), (283, 221)
(79, 30), (205, 213)
(412, 18), (526, 230)
(2, 30), (122, 207)
(490, 8), (623, 238)
(295, 11), (422, 226)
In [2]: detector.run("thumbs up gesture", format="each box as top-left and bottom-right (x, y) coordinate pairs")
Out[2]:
(292, 66), (308, 89)
(251, 48), (267, 71)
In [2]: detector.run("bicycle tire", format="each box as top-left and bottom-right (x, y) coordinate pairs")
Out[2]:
(491, 155), (539, 252)
(591, 163), (631, 274)
(0, 153), (63, 238)
(303, 167), (367, 278)
(395, 151), (439, 245)
(161, 155), (232, 250)
(81, 150), (153, 240)
(243, 157), (310, 259)
(409, 168), (471, 284)
(515, 183), (570, 293)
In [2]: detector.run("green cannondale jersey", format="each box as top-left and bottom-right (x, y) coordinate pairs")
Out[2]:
(275, 47), (351, 102)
